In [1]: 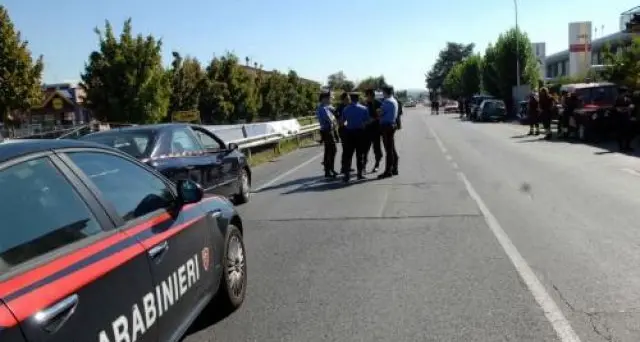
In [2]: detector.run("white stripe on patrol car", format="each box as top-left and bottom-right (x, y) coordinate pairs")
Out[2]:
(98, 253), (202, 342)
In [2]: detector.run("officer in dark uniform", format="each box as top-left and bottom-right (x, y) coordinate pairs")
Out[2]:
(341, 92), (370, 182)
(379, 86), (399, 178)
(615, 87), (634, 152)
(315, 92), (338, 178)
(364, 89), (383, 173)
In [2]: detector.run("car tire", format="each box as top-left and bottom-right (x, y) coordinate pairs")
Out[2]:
(216, 224), (247, 313)
(233, 168), (250, 204)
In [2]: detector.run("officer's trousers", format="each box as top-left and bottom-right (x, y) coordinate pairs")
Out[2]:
(381, 124), (399, 174)
(364, 123), (383, 167)
(342, 129), (367, 175)
(320, 130), (336, 173)
(616, 114), (635, 150)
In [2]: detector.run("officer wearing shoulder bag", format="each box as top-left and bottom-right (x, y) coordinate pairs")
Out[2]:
(316, 92), (338, 178)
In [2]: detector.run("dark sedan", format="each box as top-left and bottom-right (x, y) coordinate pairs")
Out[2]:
(0, 139), (247, 342)
(80, 123), (252, 204)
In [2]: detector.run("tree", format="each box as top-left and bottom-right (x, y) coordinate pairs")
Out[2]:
(481, 44), (500, 96)
(168, 52), (205, 117)
(259, 71), (288, 121)
(484, 28), (539, 111)
(327, 71), (355, 92)
(81, 19), (170, 123)
(356, 75), (388, 91)
(460, 55), (482, 98)
(425, 42), (474, 93)
(395, 90), (408, 101)
(602, 37), (640, 89)
(442, 63), (464, 99)
(0, 5), (44, 125)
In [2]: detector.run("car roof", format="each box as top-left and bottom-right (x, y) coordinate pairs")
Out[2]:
(561, 82), (616, 90)
(80, 123), (194, 140)
(0, 139), (120, 164)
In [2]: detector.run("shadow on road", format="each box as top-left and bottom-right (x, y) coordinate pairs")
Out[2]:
(281, 176), (377, 195)
(513, 134), (640, 157)
(181, 301), (233, 341)
(254, 175), (325, 193)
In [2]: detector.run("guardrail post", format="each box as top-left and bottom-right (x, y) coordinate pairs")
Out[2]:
(242, 125), (248, 138)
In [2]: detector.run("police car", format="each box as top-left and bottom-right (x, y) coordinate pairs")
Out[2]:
(0, 139), (247, 342)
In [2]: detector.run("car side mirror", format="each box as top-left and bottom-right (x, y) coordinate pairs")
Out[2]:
(227, 142), (239, 151)
(176, 179), (203, 205)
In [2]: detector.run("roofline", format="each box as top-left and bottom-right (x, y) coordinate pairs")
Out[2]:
(544, 30), (633, 64)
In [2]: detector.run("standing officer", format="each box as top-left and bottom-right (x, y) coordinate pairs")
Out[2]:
(341, 92), (370, 182)
(614, 86), (634, 152)
(316, 92), (338, 178)
(379, 86), (399, 178)
(364, 89), (383, 173)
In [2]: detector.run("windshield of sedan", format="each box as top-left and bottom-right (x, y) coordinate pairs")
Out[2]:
(81, 130), (155, 159)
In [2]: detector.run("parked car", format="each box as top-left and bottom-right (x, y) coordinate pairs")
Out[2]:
(469, 95), (495, 120)
(443, 102), (459, 113)
(0, 139), (247, 342)
(80, 123), (252, 204)
(475, 99), (507, 122)
(561, 82), (618, 141)
(404, 100), (417, 108)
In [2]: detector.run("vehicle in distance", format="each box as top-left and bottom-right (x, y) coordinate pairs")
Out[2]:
(469, 95), (495, 120)
(0, 139), (247, 342)
(475, 99), (507, 122)
(80, 123), (252, 204)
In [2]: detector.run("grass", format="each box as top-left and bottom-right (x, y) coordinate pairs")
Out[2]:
(246, 132), (319, 167)
(297, 116), (318, 126)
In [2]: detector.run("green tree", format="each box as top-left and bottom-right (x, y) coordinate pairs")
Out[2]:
(81, 19), (170, 123)
(485, 28), (539, 110)
(425, 42), (474, 93)
(481, 44), (500, 96)
(168, 52), (205, 117)
(460, 55), (482, 98)
(602, 37), (640, 89)
(442, 63), (464, 99)
(260, 71), (288, 121)
(356, 75), (388, 91)
(395, 90), (409, 101)
(0, 5), (44, 125)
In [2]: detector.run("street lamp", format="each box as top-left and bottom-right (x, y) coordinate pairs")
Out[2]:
(514, 0), (521, 88)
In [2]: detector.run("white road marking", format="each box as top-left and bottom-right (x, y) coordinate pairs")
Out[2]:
(621, 168), (640, 177)
(253, 153), (322, 192)
(425, 120), (582, 342)
(445, 154), (453, 161)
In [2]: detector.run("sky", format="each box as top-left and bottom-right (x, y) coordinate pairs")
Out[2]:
(3, 0), (638, 90)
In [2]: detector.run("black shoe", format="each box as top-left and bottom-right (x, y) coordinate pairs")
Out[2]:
(331, 170), (338, 177)
(357, 174), (365, 180)
(343, 174), (350, 183)
(325, 172), (336, 179)
(391, 169), (398, 176)
(527, 131), (534, 136)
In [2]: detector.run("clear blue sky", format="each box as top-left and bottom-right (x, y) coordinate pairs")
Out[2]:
(3, 0), (637, 89)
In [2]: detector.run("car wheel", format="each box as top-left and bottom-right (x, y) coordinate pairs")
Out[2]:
(234, 168), (250, 204)
(216, 224), (247, 313)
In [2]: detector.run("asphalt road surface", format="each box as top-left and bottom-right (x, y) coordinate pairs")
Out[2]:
(183, 107), (640, 342)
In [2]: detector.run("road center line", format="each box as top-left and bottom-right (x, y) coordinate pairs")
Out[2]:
(425, 119), (582, 342)
(253, 152), (322, 192)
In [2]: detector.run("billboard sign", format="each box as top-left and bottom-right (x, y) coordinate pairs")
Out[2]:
(568, 21), (592, 76)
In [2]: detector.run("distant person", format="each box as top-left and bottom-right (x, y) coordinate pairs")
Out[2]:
(538, 87), (553, 139)
(615, 87), (634, 152)
(341, 92), (370, 182)
(364, 89), (383, 173)
(379, 86), (399, 178)
(527, 92), (540, 136)
(395, 97), (404, 130)
(316, 92), (338, 178)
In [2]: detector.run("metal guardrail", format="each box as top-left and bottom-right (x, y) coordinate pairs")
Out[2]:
(229, 123), (321, 150)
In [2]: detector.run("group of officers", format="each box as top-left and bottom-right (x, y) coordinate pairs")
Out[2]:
(526, 85), (639, 151)
(316, 86), (402, 182)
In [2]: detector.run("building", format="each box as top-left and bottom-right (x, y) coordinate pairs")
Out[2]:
(544, 9), (638, 80)
(545, 30), (632, 79)
(29, 83), (92, 128)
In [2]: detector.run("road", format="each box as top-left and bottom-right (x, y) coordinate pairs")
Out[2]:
(184, 106), (640, 342)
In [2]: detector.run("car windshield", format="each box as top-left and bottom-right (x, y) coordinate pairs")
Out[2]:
(574, 86), (617, 106)
(80, 131), (155, 158)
